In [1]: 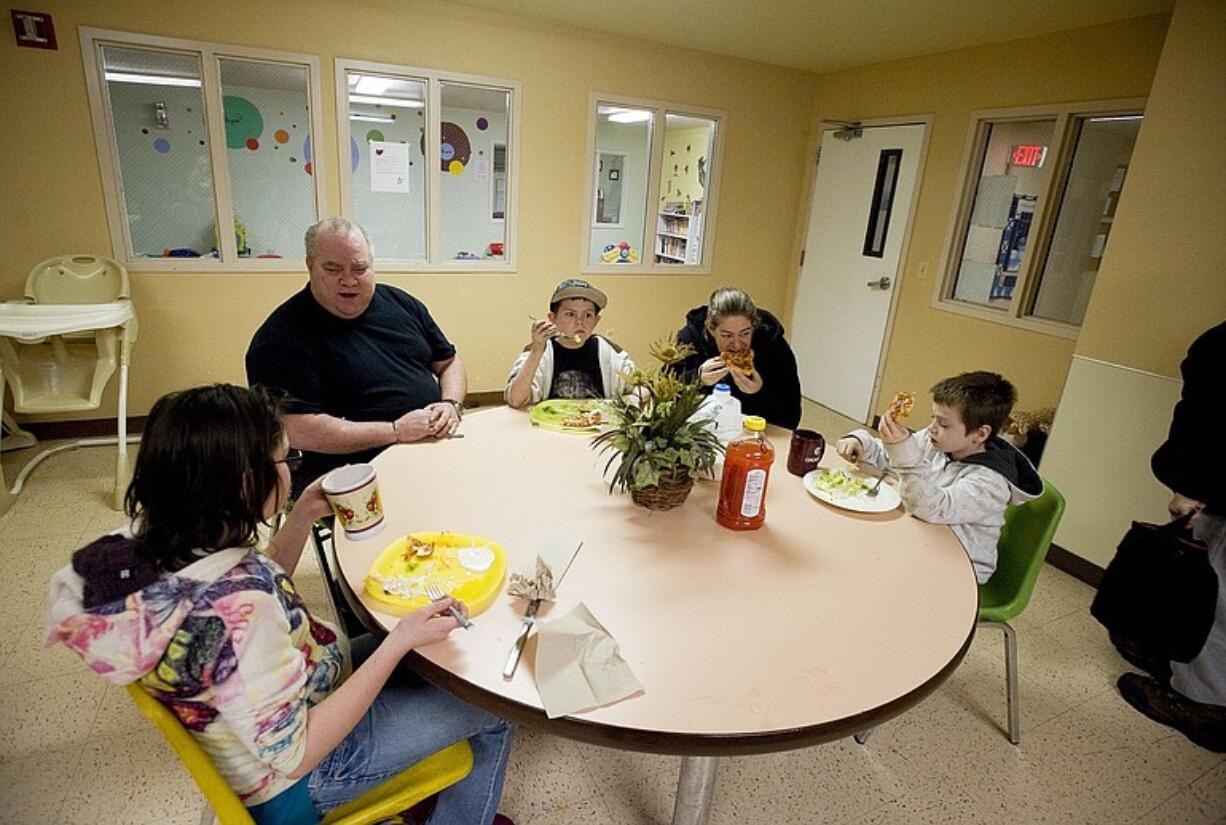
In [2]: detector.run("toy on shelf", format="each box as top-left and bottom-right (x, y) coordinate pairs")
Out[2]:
(601, 242), (639, 264)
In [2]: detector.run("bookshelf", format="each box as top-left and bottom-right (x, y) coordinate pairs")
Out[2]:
(655, 199), (704, 265)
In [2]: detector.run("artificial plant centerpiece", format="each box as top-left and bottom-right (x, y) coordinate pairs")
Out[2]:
(592, 334), (724, 511)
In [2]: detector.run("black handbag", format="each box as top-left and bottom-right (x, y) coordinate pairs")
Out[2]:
(1091, 515), (1218, 663)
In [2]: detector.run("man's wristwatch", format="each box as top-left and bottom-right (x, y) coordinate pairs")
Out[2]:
(442, 398), (463, 418)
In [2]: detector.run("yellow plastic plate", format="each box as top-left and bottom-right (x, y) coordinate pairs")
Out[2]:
(528, 399), (609, 433)
(365, 532), (506, 616)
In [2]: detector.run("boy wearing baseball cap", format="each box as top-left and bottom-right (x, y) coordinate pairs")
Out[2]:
(505, 278), (636, 408)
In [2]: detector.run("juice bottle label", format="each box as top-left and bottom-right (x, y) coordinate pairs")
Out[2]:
(740, 468), (767, 517)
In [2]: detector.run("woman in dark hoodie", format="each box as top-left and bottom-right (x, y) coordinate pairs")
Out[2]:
(674, 287), (803, 430)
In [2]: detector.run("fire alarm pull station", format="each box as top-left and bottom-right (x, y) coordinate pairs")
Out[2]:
(12, 10), (57, 50)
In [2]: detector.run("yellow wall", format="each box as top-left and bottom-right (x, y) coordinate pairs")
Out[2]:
(0, 0), (816, 418)
(795, 14), (1170, 415)
(1042, 0), (1226, 567)
(1074, 0), (1226, 377)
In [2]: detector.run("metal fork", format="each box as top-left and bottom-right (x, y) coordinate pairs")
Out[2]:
(866, 471), (888, 497)
(425, 582), (473, 629)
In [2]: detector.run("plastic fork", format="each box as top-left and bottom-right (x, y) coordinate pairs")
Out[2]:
(425, 582), (473, 629)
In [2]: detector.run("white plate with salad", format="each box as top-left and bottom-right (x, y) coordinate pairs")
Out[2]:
(803, 467), (901, 513)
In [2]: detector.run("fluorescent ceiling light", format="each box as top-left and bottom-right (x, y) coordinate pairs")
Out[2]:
(105, 71), (201, 87)
(353, 75), (392, 95)
(1089, 115), (1143, 122)
(348, 94), (423, 109)
(350, 113), (395, 123)
(608, 109), (651, 124)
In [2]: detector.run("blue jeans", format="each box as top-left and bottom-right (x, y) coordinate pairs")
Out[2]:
(308, 635), (515, 824)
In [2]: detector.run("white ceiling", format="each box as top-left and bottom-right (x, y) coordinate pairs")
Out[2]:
(450, 0), (1173, 73)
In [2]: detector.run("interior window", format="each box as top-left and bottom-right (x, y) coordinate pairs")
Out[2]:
(589, 105), (652, 267)
(950, 118), (1055, 307)
(99, 45), (216, 258)
(654, 113), (716, 266)
(1028, 115), (1142, 325)
(85, 31), (323, 267)
(439, 83), (509, 262)
(218, 58), (315, 258)
(937, 100), (1145, 334)
(347, 71), (427, 261)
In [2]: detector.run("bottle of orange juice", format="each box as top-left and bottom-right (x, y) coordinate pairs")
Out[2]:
(716, 415), (775, 530)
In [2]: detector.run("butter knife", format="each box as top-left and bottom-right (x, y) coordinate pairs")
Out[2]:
(502, 598), (541, 680)
(502, 541), (583, 680)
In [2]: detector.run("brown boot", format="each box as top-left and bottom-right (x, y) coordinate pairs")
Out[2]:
(1117, 672), (1226, 753)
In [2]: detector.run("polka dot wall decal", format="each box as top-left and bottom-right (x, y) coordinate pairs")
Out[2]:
(141, 128), (149, 135)
(186, 107), (192, 112)
(278, 110), (284, 116)
(246, 137), (260, 150)
(304, 161), (313, 175)
(476, 117), (488, 130)
(200, 140), (206, 145)
(154, 138), (170, 153)
(449, 160), (464, 175)
(366, 129), (385, 143)
(351, 136), (360, 172)
(275, 129), (289, 144)
(441, 143), (455, 161)
(290, 156), (297, 162)
(390, 113), (397, 120)
(223, 95), (263, 148)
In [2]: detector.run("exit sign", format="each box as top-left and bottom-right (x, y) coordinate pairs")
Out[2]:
(1011, 144), (1047, 168)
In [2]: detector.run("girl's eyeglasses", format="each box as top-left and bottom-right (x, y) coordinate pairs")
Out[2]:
(276, 449), (304, 471)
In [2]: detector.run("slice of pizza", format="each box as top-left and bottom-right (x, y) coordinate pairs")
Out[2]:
(720, 349), (755, 376)
(887, 390), (916, 420)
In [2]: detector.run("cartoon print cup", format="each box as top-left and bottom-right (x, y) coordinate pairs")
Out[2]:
(322, 463), (385, 540)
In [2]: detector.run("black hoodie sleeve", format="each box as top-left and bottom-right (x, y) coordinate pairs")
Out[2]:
(751, 335), (802, 430)
(673, 322), (708, 383)
(1151, 320), (1226, 513)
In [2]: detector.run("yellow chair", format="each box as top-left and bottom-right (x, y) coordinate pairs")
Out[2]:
(126, 684), (474, 825)
(0, 255), (139, 514)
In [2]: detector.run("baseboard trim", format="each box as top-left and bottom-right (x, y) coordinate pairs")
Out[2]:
(1046, 543), (1104, 588)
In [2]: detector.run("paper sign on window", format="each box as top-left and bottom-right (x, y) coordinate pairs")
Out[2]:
(370, 141), (410, 193)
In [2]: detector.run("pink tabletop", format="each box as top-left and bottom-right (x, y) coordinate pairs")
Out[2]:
(334, 406), (978, 754)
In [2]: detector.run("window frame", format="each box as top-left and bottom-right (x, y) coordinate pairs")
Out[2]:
(335, 58), (521, 273)
(79, 27), (327, 272)
(581, 92), (725, 276)
(933, 98), (1146, 338)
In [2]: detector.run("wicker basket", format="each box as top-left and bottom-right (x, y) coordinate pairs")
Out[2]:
(630, 468), (695, 511)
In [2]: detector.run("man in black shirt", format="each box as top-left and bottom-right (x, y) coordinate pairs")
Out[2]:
(246, 218), (466, 492)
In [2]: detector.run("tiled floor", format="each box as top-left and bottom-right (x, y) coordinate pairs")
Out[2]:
(2, 403), (1223, 824)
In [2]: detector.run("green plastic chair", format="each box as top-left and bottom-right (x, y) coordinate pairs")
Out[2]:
(977, 478), (1066, 744)
(854, 478), (1066, 747)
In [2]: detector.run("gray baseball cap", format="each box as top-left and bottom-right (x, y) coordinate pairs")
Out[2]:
(550, 278), (607, 311)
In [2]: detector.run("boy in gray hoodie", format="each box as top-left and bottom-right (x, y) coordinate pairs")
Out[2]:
(836, 371), (1043, 583)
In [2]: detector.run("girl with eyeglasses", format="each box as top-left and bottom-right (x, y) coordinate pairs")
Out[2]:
(47, 384), (515, 824)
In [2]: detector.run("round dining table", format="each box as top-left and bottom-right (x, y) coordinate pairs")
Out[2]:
(333, 405), (979, 825)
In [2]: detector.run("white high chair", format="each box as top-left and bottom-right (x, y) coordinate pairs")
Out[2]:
(0, 255), (139, 515)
